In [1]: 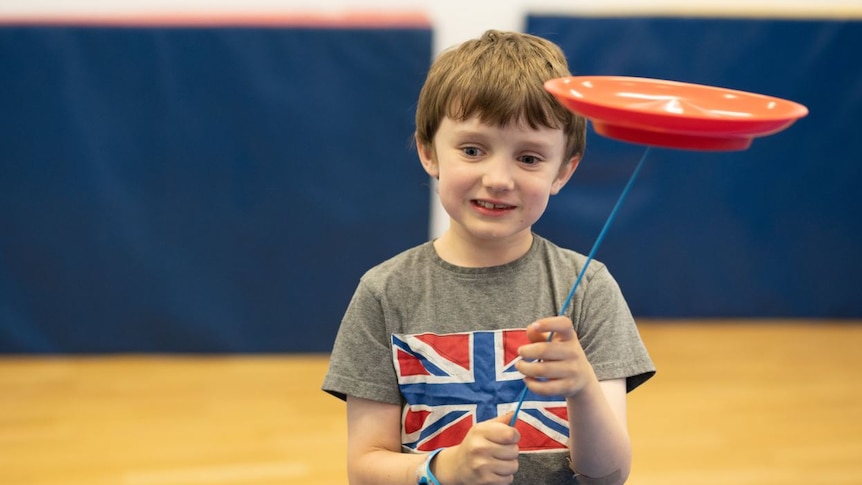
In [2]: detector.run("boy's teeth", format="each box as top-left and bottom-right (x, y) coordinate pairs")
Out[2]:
(478, 201), (509, 209)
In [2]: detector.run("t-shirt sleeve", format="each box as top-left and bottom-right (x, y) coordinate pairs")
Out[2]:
(322, 278), (403, 404)
(574, 264), (655, 392)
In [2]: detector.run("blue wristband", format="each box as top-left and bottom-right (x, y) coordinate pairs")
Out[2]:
(416, 448), (444, 485)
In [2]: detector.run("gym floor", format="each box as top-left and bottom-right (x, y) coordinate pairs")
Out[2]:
(1, 320), (860, 485)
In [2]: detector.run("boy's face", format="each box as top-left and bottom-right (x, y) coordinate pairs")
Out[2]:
(418, 116), (578, 246)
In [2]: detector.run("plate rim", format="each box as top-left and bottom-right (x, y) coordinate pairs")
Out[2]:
(544, 75), (809, 128)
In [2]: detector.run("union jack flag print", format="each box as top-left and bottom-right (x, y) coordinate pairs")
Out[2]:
(392, 329), (569, 453)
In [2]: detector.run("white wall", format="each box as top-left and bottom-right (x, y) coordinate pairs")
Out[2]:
(3, 0), (859, 238)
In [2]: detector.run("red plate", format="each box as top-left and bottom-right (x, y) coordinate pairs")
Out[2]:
(544, 76), (809, 151)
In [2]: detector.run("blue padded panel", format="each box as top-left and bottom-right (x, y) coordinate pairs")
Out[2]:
(0, 25), (432, 352)
(528, 17), (862, 317)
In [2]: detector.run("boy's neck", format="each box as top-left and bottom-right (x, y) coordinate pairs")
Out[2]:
(433, 230), (534, 268)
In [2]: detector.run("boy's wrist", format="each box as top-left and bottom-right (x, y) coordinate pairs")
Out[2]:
(564, 366), (601, 399)
(416, 448), (443, 485)
(431, 446), (469, 485)
(422, 447), (462, 485)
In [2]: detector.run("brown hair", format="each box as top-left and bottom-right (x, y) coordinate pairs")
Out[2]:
(415, 30), (586, 163)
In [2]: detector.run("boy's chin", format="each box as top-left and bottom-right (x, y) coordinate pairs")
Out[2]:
(460, 225), (534, 244)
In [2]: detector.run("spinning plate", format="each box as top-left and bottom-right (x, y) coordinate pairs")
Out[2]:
(544, 76), (809, 151)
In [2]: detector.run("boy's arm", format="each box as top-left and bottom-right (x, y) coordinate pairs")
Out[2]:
(517, 318), (632, 484)
(346, 395), (521, 485)
(346, 395), (427, 485)
(566, 378), (631, 484)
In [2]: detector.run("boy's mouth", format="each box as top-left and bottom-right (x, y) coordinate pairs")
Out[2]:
(473, 200), (515, 210)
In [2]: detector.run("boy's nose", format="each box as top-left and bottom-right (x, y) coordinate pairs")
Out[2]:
(482, 157), (515, 192)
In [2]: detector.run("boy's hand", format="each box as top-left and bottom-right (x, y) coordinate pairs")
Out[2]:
(515, 316), (597, 397)
(434, 411), (520, 485)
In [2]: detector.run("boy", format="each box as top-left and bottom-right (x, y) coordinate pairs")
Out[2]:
(323, 30), (654, 485)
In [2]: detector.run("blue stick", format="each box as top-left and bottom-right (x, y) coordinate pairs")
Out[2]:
(509, 147), (652, 427)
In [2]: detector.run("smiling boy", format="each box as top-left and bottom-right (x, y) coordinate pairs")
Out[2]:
(323, 30), (655, 485)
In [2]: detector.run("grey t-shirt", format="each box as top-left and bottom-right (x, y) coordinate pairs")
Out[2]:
(323, 234), (655, 484)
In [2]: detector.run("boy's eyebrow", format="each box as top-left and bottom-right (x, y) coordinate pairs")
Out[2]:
(506, 130), (565, 151)
(446, 124), (490, 140)
(521, 139), (558, 150)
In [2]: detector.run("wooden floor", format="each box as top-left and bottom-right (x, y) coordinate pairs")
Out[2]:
(1, 320), (861, 485)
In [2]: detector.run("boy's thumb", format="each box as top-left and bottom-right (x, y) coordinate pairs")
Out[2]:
(494, 411), (516, 425)
(492, 411), (521, 443)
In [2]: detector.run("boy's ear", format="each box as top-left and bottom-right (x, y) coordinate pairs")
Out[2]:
(551, 155), (581, 195)
(416, 134), (439, 179)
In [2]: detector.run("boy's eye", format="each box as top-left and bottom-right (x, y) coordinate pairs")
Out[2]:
(520, 155), (540, 165)
(462, 147), (482, 157)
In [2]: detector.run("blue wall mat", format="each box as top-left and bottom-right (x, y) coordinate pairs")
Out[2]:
(527, 17), (862, 318)
(0, 25), (432, 352)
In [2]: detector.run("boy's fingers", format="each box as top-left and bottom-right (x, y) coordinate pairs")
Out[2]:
(529, 317), (575, 341)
